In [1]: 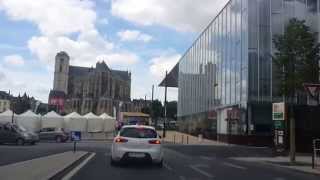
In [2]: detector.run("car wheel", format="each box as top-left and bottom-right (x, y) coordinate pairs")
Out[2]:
(30, 141), (36, 145)
(16, 138), (24, 146)
(55, 136), (62, 143)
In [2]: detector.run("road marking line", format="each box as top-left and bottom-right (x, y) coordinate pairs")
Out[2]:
(223, 162), (247, 170)
(200, 156), (216, 161)
(189, 164), (214, 178)
(163, 162), (173, 171)
(62, 153), (96, 180)
(164, 148), (192, 160)
(179, 175), (187, 180)
(274, 177), (286, 180)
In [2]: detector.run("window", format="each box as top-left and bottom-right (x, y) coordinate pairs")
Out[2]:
(120, 127), (157, 138)
(59, 58), (64, 72)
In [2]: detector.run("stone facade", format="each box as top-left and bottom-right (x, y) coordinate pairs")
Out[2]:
(49, 51), (131, 115)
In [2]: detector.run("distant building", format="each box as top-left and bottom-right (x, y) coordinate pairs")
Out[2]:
(49, 51), (132, 115)
(0, 91), (10, 113)
(131, 99), (151, 112)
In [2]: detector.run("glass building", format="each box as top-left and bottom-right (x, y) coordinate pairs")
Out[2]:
(162, 0), (320, 142)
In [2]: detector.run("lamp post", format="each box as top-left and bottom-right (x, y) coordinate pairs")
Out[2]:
(163, 71), (168, 138)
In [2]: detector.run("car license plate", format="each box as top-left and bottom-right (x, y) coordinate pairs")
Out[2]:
(129, 153), (145, 158)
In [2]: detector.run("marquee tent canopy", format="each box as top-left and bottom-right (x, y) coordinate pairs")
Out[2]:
(0, 109), (17, 123)
(84, 112), (104, 132)
(41, 111), (64, 129)
(100, 113), (116, 132)
(16, 110), (41, 132)
(64, 112), (87, 132)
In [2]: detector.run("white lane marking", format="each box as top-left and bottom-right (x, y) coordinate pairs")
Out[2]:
(200, 156), (216, 161)
(62, 153), (96, 180)
(222, 162), (247, 170)
(179, 175), (187, 180)
(189, 164), (214, 178)
(274, 178), (286, 180)
(163, 162), (173, 171)
(164, 148), (192, 160)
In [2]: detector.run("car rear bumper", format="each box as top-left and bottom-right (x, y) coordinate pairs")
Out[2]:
(111, 146), (163, 163)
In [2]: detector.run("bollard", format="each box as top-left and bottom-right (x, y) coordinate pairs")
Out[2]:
(187, 136), (189, 144)
(173, 134), (176, 144)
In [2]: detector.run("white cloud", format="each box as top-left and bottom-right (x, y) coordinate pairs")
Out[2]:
(28, 33), (137, 67)
(3, 54), (25, 66)
(0, 0), (139, 67)
(149, 53), (181, 78)
(117, 30), (152, 42)
(111, 0), (228, 32)
(0, 64), (52, 102)
(0, 0), (96, 36)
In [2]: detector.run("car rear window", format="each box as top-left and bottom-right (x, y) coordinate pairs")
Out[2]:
(120, 127), (157, 138)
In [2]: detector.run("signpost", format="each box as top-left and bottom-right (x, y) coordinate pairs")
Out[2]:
(273, 102), (286, 154)
(71, 131), (81, 153)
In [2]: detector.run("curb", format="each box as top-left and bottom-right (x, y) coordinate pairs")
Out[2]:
(263, 161), (320, 176)
(49, 152), (91, 180)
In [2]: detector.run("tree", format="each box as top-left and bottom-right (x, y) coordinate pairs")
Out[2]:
(151, 100), (163, 118)
(273, 18), (320, 163)
(166, 101), (177, 120)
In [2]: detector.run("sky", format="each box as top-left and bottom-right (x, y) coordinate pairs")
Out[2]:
(0, 0), (228, 103)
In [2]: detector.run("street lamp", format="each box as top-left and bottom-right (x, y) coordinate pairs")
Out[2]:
(163, 71), (168, 138)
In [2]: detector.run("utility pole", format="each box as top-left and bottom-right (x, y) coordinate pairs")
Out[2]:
(151, 85), (155, 127)
(163, 71), (167, 138)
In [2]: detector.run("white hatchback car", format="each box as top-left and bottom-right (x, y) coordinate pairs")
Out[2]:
(111, 125), (163, 167)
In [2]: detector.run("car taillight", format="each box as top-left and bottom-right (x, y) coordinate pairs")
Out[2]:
(114, 137), (128, 143)
(149, 140), (161, 144)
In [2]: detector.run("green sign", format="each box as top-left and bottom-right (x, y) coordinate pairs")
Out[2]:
(273, 112), (284, 121)
(274, 120), (285, 129)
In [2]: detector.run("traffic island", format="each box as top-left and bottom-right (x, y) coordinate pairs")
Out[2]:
(0, 151), (88, 180)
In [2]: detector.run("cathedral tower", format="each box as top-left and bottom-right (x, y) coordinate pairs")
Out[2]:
(53, 51), (69, 94)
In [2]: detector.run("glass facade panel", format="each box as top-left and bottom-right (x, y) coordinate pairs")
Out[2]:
(178, 0), (249, 117)
(177, 0), (320, 118)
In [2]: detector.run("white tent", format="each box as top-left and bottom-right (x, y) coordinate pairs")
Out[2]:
(64, 112), (87, 132)
(100, 113), (116, 132)
(0, 110), (17, 123)
(84, 112), (104, 132)
(41, 111), (64, 129)
(16, 110), (41, 132)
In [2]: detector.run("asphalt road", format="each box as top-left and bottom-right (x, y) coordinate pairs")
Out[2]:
(0, 142), (319, 180)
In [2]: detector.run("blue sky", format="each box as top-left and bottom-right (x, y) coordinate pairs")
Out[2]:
(0, 0), (227, 102)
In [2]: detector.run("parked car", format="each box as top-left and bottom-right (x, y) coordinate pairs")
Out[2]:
(39, 127), (69, 143)
(0, 122), (39, 145)
(111, 125), (163, 167)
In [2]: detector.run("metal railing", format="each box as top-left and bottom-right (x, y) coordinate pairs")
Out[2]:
(312, 139), (320, 169)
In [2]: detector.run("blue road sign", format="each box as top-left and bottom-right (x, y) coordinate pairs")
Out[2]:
(71, 131), (81, 141)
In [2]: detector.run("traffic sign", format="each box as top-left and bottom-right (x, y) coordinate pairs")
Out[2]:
(274, 120), (285, 129)
(272, 102), (285, 121)
(71, 131), (81, 141)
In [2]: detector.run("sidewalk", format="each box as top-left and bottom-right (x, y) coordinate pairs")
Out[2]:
(232, 156), (320, 175)
(0, 151), (88, 180)
(159, 130), (228, 146)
